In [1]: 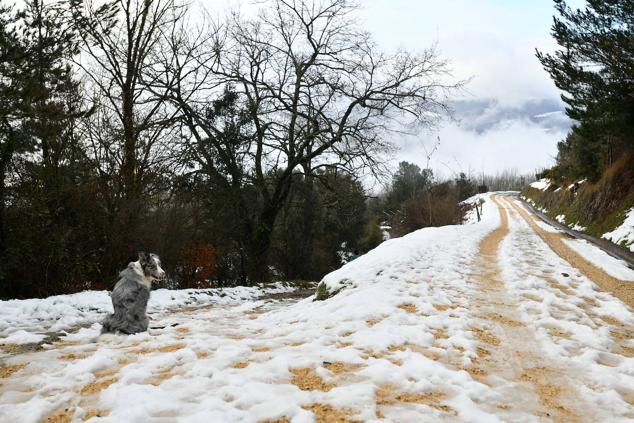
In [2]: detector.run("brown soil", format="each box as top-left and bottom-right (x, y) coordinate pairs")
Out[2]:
(134, 343), (185, 354)
(546, 327), (573, 339)
(366, 317), (383, 327)
(81, 369), (118, 395)
(433, 329), (449, 340)
(251, 346), (270, 352)
(323, 362), (363, 375)
(146, 366), (175, 386)
(479, 196), (510, 258)
(303, 403), (360, 423)
(483, 312), (525, 327)
(43, 407), (74, 423)
(290, 368), (333, 391)
(509, 200), (634, 308)
(519, 367), (579, 422)
(59, 352), (89, 361)
(376, 385), (454, 414)
(470, 327), (501, 346)
(0, 363), (26, 378)
(398, 303), (418, 314)
(232, 361), (249, 369)
(83, 409), (110, 420)
(434, 304), (458, 311)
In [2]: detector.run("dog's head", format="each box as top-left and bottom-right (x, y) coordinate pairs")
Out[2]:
(138, 252), (166, 281)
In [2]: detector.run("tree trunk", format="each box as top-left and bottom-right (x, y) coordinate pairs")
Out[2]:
(299, 171), (317, 278)
(121, 90), (137, 199)
(245, 208), (278, 284)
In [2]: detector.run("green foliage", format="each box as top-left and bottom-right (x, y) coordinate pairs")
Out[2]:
(360, 218), (384, 253)
(271, 170), (367, 280)
(314, 282), (329, 301)
(521, 154), (634, 247)
(537, 0), (634, 179)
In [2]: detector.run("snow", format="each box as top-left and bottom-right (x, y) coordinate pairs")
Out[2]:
(602, 207), (634, 252)
(1, 330), (46, 345)
(498, 196), (634, 420)
(562, 239), (634, 281)
(529, 178), (551, 190)
(0, 284), (295, 342)
(555, 214), (566, 224)
(568, 179), (587, 190)
(1, 193), (634, 422)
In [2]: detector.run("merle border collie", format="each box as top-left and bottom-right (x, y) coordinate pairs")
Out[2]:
(101, 252), (165, 335)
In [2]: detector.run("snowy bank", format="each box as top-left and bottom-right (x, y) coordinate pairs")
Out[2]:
(602, 207), (634, 252)
(0, 284), (295, 343)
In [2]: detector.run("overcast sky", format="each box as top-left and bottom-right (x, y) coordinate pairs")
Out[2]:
(204, 0), (584, 179)
(358, 0), (588, 179)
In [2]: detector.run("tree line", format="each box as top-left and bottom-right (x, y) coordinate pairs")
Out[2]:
(537, 0), (633, 181)
(0, 0), (464, 298)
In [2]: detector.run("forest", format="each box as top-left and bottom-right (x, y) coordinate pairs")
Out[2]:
(0, 0), (534, 299)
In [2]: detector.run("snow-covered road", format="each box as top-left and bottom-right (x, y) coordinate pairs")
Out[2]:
(1, 194), (633, 422)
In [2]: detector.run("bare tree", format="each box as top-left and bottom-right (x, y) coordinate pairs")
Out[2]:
(155, 0), (461, 282)
(69, 0), (184, 199)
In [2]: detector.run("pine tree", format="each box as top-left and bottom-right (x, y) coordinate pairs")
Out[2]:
(536, 0), (634, 177)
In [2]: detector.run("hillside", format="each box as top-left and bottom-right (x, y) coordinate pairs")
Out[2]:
(521, 154), (634, 252)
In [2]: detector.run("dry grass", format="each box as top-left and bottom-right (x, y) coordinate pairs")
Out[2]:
(290, 368), (333, 392)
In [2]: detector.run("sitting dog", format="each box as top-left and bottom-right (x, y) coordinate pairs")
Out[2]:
(101, 252), (165, 335)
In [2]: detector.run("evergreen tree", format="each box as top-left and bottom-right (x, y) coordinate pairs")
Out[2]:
(537, 0), (634, 177)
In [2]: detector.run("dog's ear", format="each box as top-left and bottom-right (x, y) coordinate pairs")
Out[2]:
(138, 251), (149, 263)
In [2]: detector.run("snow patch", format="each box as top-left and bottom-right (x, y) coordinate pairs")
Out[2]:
(602, 207), (634, 252)
(529, 178), (551, 190)
(562, 239), (634, 281)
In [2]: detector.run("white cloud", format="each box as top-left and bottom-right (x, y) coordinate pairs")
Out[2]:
(393, 119), (565, 177)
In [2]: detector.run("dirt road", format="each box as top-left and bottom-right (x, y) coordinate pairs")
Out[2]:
(1, 195), (633, 422)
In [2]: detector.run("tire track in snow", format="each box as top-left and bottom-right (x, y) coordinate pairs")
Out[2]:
(467, 195), (588, 422)
(508, 198), (634, 308)
(498, 195), (634, 417)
